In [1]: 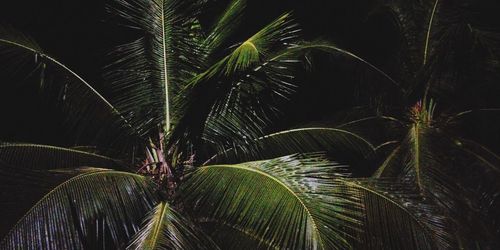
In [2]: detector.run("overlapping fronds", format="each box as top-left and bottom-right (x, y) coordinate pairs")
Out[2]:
(0, 143), (125, 170)
(127, 201), (218, 249)
(347, 179), (456, 249)
(205, 127), (375, 164)
(179, 154), (363, 249)
(169, 13), (302, 152)
(0, 26), (140, 155)
(199, 41), (404, 155)
(105, 0), (207, 135)
(0, 169), (158, 249)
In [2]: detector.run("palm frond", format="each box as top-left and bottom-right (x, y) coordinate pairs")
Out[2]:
(0, 143), (127, 170)
(105, 0), (207, 135)
(373, 145), (402, 178)
(205, 127), (375, 164)
(422, 0), (440, 66)
(280, 42), (399, 87)
(169, 13), (301, 153)
(0, 168), (157, 249)
(375, 0), (430, 78)
(203, 0), (247, 54)
(0, 26), (141, 155)
(127, 201), (218, 250)
(346, 179), (456, 249)
(178, 153), (363, 249)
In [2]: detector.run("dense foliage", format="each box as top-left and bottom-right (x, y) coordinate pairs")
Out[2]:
(1, 0), (499, 249)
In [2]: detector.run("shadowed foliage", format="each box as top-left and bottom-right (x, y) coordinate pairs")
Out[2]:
(0, 0), (499, 249)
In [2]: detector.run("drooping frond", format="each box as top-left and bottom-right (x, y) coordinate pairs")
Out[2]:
(0, 143), (126, 170)
(0, 26), (141, 155)
(127, 201), (218, 249)
(0, 168), (157, 249)
(346, 179), (457, 249)
(203, 0), (247, 54)
(281, 42), (399, 87)
(105, 0), (207, 135)
(178, 154), (363, 249)
(205, 127), (375, 164)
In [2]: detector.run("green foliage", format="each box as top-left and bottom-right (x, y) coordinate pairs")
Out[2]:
(0, 0), (499, 249)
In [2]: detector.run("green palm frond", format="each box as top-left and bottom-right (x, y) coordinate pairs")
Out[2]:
(203, 0), (247, 54)
(127, 201), (218, 250)
(0, 168), (157, 249)
(179, 154), (363, 249)
(0, 143), (126, 170)
(348, 179), (456, 249)
(205, 127), (375, 164)
(105, 0), (207, 135)
(169, 13), (301, 152)
(199, 43), (402, 155)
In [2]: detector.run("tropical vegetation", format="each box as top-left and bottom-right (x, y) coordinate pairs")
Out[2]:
(0, 0), (499, 249)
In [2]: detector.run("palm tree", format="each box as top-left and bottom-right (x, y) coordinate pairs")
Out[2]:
(0, 0), (498, 249)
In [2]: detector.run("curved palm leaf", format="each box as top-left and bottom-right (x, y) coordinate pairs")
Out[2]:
(0, 27), (140, 154)
(127, 201), (218, 250)
(203, 0), (247, 54)
(1, 169), (157, 249)
(347, 179), (456, 249)
(0, 143), (126, 170)
(205, 127), (375, 164)
(179, 154), (363, 249)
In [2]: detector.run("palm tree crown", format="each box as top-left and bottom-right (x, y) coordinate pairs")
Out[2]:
(1, 0), (499, 249)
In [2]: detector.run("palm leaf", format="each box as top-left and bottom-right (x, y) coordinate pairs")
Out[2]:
(205, 127), (375, 164)
(105, 0), (207, 135)
(347, 179), (456, 249)
(203, 0), (247, 54)
(0, 26), (140, 155)
(127, 201), (219, 250)
(0, 169), (157, 249)
(0, 143), (127, 170)
(178, 153), (363, 249)
(168, 13), (301, 153)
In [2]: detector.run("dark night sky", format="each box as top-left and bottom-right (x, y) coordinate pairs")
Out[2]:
(1, 0), (499, 147)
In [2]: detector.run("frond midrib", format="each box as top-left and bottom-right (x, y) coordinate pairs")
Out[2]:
(160, 1), (171, 132)
(0, 143), (119, 163)
(261, 127), (376, 150)
(150, 202), (168, 249)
